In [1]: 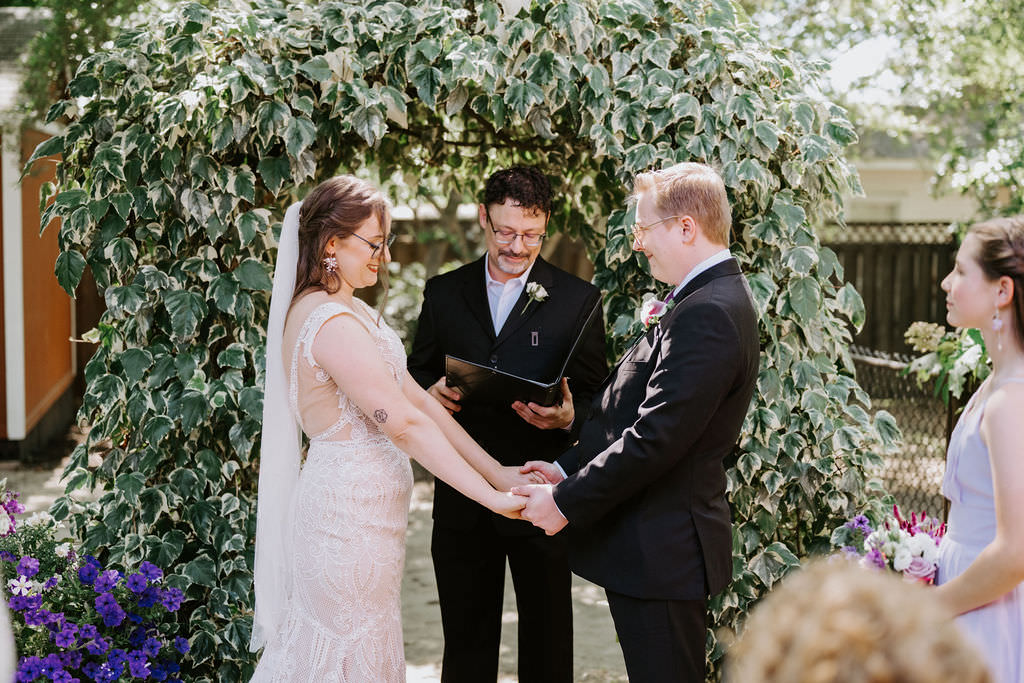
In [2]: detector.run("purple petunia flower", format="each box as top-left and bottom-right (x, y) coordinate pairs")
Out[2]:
(107, 649), (129, 667)
(129, 659), (151, 678)
(16, 556), (39, 579)
(0, 550), (15, 562)
(137, 585), (160, 608)
(143, 637), (162, 657)
(160, 587), (184, 612)
(150, 663), (168, 681)
(85, 637), (110, 656)
(77, 564), (98, 586)
(16, 656), (43, 681)
(50, 670), (73, 683)
(59, 649), (82, 669)
(42, 575), (60, 591)
(138, 561), (163, 582)
(79, 624), (98, 641)
(95, 593), (119, 613)
(39, 653), (63, 678)
(53, 628), (75, 648)
(93, 570), (120, 593)
(173, 636), (189, 655)
(126, 573), (147, 594)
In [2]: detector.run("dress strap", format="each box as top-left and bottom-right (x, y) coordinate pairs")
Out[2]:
(298, 301), (377, 370)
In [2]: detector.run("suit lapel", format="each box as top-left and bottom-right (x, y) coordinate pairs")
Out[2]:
(597, 258), (742, 387)
(493, 257), (556, 349)
(461, 257), (497, 342)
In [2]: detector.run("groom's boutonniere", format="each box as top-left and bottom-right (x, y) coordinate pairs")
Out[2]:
(640, 294), (677, 329)
(521, 282), (549, 314)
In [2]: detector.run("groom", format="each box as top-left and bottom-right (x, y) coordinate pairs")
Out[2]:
(516, 163), (759, 682)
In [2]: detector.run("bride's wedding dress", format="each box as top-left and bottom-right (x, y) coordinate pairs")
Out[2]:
(251, 298), (413, 682)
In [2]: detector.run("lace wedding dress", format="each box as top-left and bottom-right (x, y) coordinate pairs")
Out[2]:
(251, 298), (414, 682)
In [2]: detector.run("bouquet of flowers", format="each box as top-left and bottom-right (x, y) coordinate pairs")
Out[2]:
(0, 481), (189, 682)
(831, 505), (947, 584)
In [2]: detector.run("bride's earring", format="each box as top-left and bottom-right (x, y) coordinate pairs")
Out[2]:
(322, 255), (338, 274)
(992, 303), (1004, 352)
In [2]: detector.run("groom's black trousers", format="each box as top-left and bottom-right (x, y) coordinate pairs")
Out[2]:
(606, 590), (707, 683)
(432, 522), (573, 682)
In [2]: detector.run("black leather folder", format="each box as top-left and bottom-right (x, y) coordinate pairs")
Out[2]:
(444, 300), (602, 408)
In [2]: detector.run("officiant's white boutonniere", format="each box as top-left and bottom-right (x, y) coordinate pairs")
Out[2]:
(521, 282), (549, 314)
(640, 294), (677, 329)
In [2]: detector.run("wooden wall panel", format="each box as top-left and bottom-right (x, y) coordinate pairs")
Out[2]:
(20, 129), (71, 432)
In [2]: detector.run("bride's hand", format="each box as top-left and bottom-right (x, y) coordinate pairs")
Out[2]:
(491, 465), (548, 492)
(490, 491), (529, 519)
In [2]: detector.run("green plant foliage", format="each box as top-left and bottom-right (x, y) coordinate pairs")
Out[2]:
(35, 0), (897, 678)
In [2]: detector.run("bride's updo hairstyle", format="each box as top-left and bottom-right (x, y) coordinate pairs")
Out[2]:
(970, 215), (1024, 348)
(293, 175), (392, 299)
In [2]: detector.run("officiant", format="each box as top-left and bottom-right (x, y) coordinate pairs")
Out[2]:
(407, 166), (607, 683)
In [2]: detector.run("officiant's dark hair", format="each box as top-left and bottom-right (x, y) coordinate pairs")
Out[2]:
(482, 166), (552, 217)
(294, 175), (392, 306)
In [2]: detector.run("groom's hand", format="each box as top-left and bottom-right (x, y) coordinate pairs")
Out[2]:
(512, 377), (574, 430)
(519, 460), (565, 485)
(510, 484), (568, 535)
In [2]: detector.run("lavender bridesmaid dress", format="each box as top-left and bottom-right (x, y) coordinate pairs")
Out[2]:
(937, 378), (1024, 683)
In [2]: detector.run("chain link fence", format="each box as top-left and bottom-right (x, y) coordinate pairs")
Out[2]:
(851, 346), (953, 519)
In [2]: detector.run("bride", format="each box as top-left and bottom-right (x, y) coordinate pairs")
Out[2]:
(249, 176), (530, 681)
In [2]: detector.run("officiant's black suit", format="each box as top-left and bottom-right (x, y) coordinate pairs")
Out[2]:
(554, 258), (759, 682)
(408, 255), (607, 682)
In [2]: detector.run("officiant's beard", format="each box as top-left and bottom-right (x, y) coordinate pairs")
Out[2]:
(495, 248), (533, 276)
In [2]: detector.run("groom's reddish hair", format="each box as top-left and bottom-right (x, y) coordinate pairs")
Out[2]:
(632, 163), (731, 246)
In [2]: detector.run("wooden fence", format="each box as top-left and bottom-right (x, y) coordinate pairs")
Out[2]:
(823, 222), (957, 354)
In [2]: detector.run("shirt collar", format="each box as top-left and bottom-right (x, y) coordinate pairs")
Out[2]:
(671, 248), (733, 299)
(484, 253), (535, 289)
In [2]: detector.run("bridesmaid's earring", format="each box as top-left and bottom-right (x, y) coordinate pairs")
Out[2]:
(992, 305), (1004, 352)
(323, 255), (338, 274)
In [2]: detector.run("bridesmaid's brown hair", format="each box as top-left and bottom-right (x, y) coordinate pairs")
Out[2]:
(970, 216), (1024, 349)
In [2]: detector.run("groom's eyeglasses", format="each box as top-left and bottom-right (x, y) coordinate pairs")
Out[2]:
(630, 215), (681, 243)
(350, 232), (396, 258)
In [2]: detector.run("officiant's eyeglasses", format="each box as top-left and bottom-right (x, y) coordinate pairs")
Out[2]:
(486, 212), (547, 247)
(630, 215), (681, 242)
(350, 232), (397, 257)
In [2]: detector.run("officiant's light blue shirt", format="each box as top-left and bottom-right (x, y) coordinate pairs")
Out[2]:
(484, 254), (536, 334)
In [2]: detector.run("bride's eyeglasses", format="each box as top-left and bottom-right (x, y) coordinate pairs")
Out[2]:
(350, 232), (397, 258)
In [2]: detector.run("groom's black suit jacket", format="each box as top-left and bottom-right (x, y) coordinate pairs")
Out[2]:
(554, 258), (759, 599)
(408, 255), (608, 534)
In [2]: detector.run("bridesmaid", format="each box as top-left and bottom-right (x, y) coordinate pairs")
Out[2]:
(935, 216), (1024, 683)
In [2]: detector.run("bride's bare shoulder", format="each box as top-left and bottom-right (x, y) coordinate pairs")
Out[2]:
(285, 291), (332, 328)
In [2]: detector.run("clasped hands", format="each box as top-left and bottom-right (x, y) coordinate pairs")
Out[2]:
(495, 461), (569, 536)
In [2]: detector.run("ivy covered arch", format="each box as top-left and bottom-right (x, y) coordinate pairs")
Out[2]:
(33, 0), (899, 679)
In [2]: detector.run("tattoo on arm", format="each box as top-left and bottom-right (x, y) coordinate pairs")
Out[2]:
(373, 409), (388, 424)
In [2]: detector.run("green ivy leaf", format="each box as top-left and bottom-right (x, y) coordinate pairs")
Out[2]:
(116, 472), (146, 505)
(283, 115), (316, 158)
(234, 259), (273, 291)
(55, 250), (87, 296)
